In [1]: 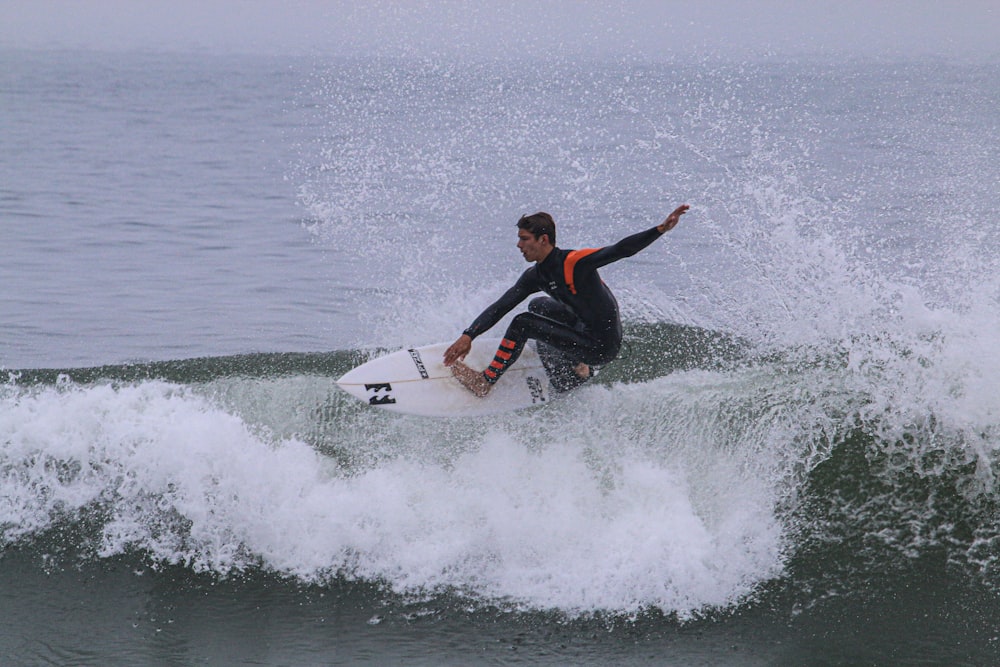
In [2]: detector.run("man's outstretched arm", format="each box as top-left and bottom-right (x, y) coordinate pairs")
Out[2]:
(576, 203), (691, 272)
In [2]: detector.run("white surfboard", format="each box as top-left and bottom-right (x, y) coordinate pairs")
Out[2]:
(336, 338), (554, 417)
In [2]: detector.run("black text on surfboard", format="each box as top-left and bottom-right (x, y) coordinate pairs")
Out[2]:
(364, 382), (396, 405)
(408, 348), (429, 379)
(526, 376), (546, 404)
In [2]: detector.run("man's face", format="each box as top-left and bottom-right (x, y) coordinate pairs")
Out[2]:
(517, 229), (549, 263)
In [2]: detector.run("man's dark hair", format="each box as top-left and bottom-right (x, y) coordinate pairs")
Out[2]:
(517, 212), (556, 245)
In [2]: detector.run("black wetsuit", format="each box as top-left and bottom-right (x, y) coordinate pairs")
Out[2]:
(462, 225), (667, 391)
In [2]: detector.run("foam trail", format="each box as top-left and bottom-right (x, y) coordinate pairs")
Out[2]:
(1, 373), (791, 617)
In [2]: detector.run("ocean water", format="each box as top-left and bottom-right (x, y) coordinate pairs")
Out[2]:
(3, 47), (1000, 665)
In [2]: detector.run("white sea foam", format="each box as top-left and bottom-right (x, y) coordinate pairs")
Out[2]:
(0, 375), (789, 617)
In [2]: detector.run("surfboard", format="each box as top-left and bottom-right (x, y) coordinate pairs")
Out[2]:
(336, 338), (554, 417)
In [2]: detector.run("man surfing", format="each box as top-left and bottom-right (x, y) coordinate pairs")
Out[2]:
(443, 204), (689, 397)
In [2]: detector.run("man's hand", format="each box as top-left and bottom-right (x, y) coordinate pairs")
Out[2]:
(657, 204), (690, 233)
(443, 334), (472, 366)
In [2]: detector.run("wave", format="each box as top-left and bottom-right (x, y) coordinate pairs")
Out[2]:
(5, 320), (1000, 619)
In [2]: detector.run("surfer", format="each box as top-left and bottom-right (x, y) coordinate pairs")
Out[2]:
(444, 204), (689, 397)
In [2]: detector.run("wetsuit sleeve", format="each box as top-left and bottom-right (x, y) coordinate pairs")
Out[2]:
(462, 269), (540, 340)
(577, 226), (665, 269)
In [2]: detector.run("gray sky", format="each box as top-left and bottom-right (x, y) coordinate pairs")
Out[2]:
(1, 1), (998, 60)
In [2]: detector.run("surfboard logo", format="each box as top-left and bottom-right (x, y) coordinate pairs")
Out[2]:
(407, 348), (429, 379)
(526, 376), (546, 403)
(364, 382), (396, 405)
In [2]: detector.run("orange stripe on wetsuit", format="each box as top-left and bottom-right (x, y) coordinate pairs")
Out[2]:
(485, 338), (521, 380)
(563, 248), (601, 295)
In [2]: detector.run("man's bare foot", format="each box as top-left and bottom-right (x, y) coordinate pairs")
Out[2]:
(574, 362), (591, 379)
(451, 361), (492, 397)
